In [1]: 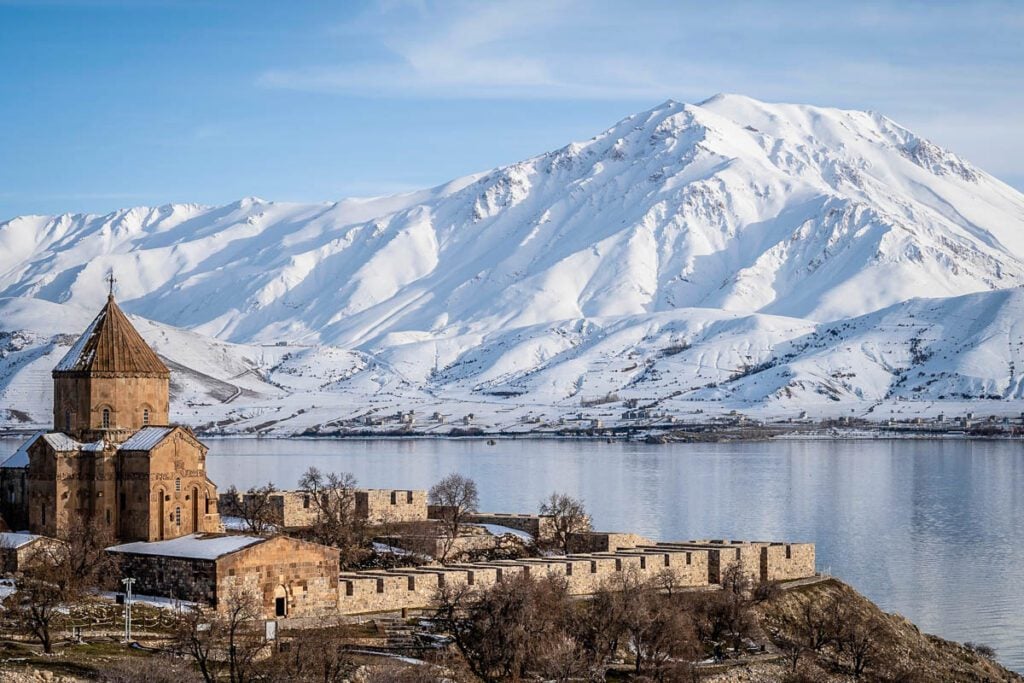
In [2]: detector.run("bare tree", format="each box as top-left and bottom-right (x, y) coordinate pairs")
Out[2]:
(171, 587), (268, 683)
(298, 467), (368, 568)
(2, 548), (68, 653)
(835, 611), (883, 679)
(264, 626), (355, 682)
(607, 571), (701, 679)
(2, 517), (119, 653)
(225, 482), (279, 535)
(539, 492), (591, 554)
(433, 573), (571, 681)
(686, 564), (755, 659)
(428, 473), (479, 562)
(569, 582), (627, 681)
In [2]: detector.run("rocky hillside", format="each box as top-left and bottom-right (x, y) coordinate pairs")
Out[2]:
(717, 578), (1023, 682)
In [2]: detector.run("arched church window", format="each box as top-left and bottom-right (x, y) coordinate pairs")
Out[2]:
(175, 477), (181, 492)
(175, 506), (181, 526)
(143, 408), (150, 426)
(101, 408), (110, 429)
(64, 410), (71, 432)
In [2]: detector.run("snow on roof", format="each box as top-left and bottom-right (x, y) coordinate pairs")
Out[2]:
(107, 534), (268, 560)
(42, 432), (85, 451)
(119, 427), (173, 451)
(0, 532), (44, 550)
(477, 523), (534, 542)
(54, 307), (105, 372)
(1, 431), (43, 468)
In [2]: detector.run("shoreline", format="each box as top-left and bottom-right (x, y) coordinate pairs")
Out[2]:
(3, 428), (1022, 443)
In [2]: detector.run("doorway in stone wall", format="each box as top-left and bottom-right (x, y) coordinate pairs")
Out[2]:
(191, 487), (199, 533)
(274, 585), (287, 618)
(157, 489), (165, 540)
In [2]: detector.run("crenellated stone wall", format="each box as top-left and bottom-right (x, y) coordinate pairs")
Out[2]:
(652, 540), (815, 584)
(569, 531), (654, 552)
(221, 488), (428, 529)
(466, 513), (557, 542)
(334, 545), (714, 615)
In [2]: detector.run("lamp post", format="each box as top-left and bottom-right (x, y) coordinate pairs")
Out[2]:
(121, 577), (135, 643)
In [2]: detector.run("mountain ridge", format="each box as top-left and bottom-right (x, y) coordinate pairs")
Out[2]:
(3, 94), (1024, 431)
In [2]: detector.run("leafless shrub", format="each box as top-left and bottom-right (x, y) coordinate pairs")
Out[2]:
(433, 573), (573, 681)
(685, 565), (756, 658)
(605, 570), (701, 679)
(264, 626), (355, 682)
(2, 516), (118, 652)
(98, 654), (203, 683)
(170, 587), (269, 683)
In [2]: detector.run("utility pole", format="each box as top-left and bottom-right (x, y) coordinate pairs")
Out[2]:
(121, 577), (135, 643)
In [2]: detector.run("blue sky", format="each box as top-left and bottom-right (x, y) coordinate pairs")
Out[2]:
(2, 0), (1022, 219)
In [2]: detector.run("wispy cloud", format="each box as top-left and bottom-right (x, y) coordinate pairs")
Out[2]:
(257, 1), (1024, 103)
(256, 0), (1024, 175)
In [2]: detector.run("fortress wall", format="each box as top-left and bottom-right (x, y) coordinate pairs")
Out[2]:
(356, 489), (428, 523)
(568, 532), (654, 553)
(655, 541), (763, 583)
(760, 543), (816, 581)
(467, 513), (556, 541)
(333, 540), (812, 615)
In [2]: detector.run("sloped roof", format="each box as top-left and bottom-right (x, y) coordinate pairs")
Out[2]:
(119, 427), (174, 451)
(107, 534), (267, 560)
(43, 432), (86, 451)
(1, 431), (43, 468)
(32, 433), (108, 453)
(54, 295), (169, 375)
(0, 532), (44, 549)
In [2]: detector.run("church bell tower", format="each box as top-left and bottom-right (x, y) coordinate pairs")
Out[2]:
(51, 275), (170, 444)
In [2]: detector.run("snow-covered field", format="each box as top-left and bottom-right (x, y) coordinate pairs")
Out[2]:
(3, 95), (1024, 435)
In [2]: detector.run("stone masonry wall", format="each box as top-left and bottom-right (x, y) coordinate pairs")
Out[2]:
(222, 489), (428, 528)
(217, 536), (340, 618)
(654, 540), (816, 584)
(113, 553), (218, 603)
(569, 532), (654, 553)
(335, 546), (712, 615)
(356, 489), (428, 524)
(467, 513), (557, 542)
(759, 543), (816, 581)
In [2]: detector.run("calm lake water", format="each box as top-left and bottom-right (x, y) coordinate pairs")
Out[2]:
(3, 436), (1022, 671)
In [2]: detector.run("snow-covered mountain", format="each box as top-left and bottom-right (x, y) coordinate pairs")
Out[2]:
(3, 94), (1024, 433)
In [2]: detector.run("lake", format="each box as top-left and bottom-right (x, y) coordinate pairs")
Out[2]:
(3, 436), (1022, 671)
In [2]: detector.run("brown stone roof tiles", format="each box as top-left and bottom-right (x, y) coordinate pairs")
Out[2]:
(54, 295), (169, 376)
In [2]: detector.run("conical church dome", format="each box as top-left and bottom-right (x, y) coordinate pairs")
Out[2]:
(53, 295), (169, 377)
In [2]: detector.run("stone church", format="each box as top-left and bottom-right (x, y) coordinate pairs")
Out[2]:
(1, 292), (221, 541)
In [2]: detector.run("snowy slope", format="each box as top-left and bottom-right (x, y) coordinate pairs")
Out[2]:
(4, 289), (1024, 433)
(2, 94), (1024, 432)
